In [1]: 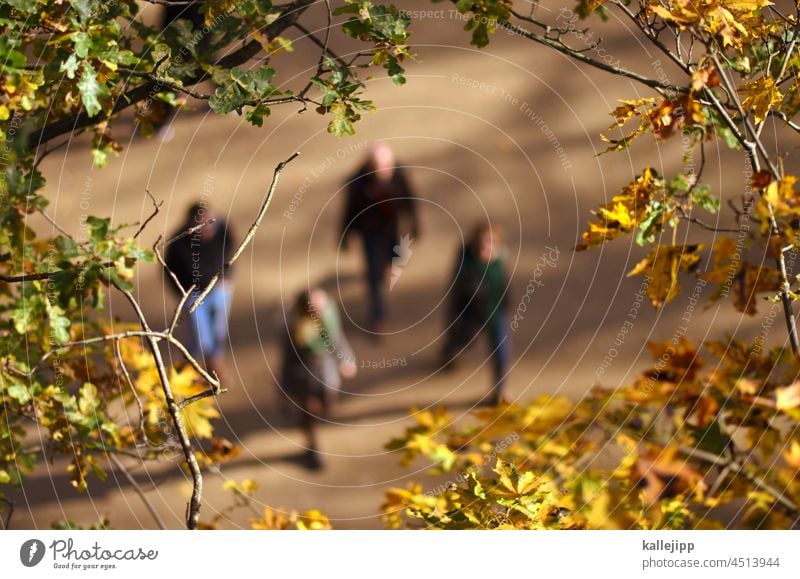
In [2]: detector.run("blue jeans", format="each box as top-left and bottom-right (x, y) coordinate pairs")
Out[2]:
(489, 317), (512, 396)
(187, 284), (233, 360)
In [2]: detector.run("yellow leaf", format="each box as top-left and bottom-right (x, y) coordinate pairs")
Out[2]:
(775, 381), (800, 411)
(599, 202), (635, 230)
(740, 76), (782, 123)
(297, 510), (332, 530)
(576, 168), (663, 250)
(627, 244), (704, 307)
(784, 440), (800, 469)
(735, 378), (759, 395)
(241, 479), (259, 494)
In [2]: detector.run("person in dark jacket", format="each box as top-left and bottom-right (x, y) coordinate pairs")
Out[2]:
(143, 4), (207, 141)
(280, 287), (356, 469)
(165, 202), (236, 380)
(442, 223), (511, 406)
(341, 143), (419, 332)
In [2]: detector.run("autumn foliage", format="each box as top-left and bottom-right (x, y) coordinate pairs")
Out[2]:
(384, 0), (800, 530)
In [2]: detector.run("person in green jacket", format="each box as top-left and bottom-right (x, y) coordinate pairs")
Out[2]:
(442, 223), (511, 405)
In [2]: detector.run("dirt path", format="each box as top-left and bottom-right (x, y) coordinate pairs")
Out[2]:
(14, 1), (767, 529)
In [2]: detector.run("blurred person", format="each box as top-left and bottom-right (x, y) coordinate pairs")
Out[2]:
(165, 202), (236, 382)
(441, 223), (511, 406)
(280, 287), (357, 470)
(341, 143), (419, 333)
(145, 4), (207, 141)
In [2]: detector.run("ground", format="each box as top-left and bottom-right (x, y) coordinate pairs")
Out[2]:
(12, 1), (769, 529)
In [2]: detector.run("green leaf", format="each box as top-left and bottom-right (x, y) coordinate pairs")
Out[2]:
(77, 63), (109, 117)
(91, 146), (109, 168)
(244, 104), (271, 127)
(73, 32), (91, 58)
(12, 294), (40, 335)
(59, 54), (80, 80)
(150, 43), (171, 72)
(7, 384), (32, 405)
(69, 0), (97, 23)
(56, 235), (80, 259)
(691, 185), (720, 213)
(45, 300), (71, 344)
(716, 125), (742, 150)
(85, 215), (110, 242)
(102, 268), (133, 291)
(329, 113), (355, 136)
(636, 201), (664, 246)
(5, 0), (38, 13)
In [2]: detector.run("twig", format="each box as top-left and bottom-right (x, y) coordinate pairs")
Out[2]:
(0, 260), (114, 283)
(168, 283), (195, 334)
(113, 281), (205, 529)
(497, 19), (682, 96)
(678, 444), (799, 514)
(676, 206), (740, 233)
(705, 52), (800, 359)
(188, 151), (300, 314)
(114, 339), (149, 446)
(0, 497), (14, 530)
(33, 136), (71, 168)
(178, 387), (229, 410)
(294, 20), (347, 70)
(134, 190), (163, 239)
(37, 208), (75, 240)
(159, 219), (217, 249)
(768, 110), (800, 134)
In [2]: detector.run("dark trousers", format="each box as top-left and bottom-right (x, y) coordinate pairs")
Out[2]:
(444, 313), (511, 397)
(362, 233), (396, 323)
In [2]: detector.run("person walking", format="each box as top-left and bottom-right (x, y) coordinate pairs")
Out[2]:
(341, 143), (419, 333)
(441, 223), (511, 406)
(165, 202), (236, 382)
(280, 287), (357, 470)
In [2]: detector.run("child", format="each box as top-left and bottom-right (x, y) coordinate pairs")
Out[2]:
(280, 288), (356, 469)
(442, 223), (511, 405)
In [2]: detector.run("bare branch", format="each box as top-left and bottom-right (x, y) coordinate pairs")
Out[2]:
(497, 19), (682, 96)
(678, 445), (799, 515)
(113, 281), (205, 529)
(114, 339), (149, 447)
(177, 386), (229, 410)
(676, 206), (740, 233)
(134, 190), (163, 239)
(0, 497), (14, 530)
(188, 151), (300, 313)
(108, 454), (167, 530)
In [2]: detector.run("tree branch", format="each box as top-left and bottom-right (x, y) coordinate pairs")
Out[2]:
(188, 151), (300, 314)
(113, 281), (205, 529)
(26, 0), (317, 149)
(498, 17), (682, 95)
(108, 454), (167, 530)
(0, 497), (14, 530)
